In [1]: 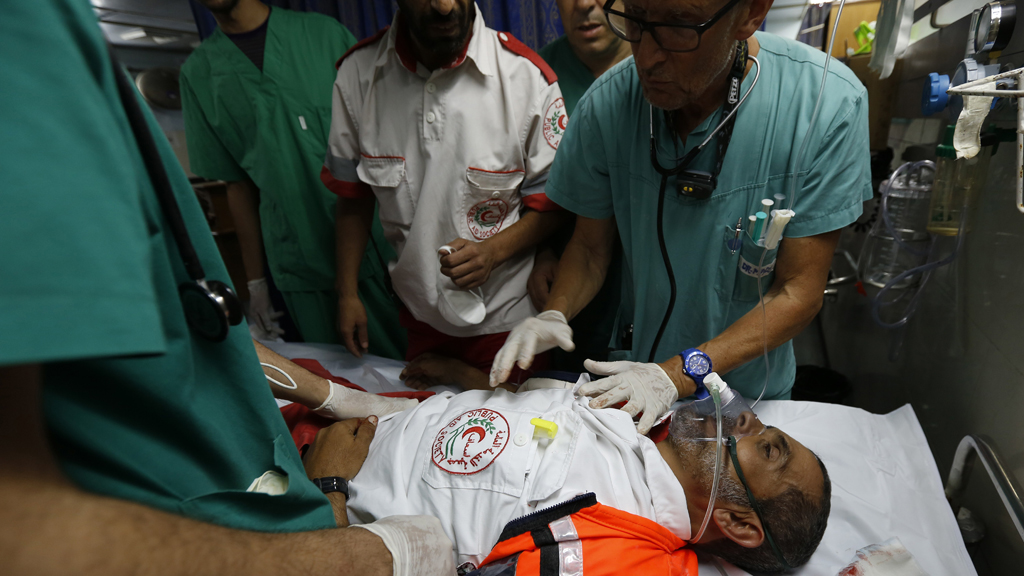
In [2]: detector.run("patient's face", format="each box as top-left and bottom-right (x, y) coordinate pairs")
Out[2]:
(670, 414), (822, 506)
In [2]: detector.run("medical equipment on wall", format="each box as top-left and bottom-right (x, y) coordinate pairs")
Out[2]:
(109, 48), (243, 342)
(921, 2), (1024, 215)
(858, 161), (935, 292)
(929, 126), (996, 234)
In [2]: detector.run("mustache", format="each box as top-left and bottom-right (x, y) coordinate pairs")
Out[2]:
(423, 8), (464, 26)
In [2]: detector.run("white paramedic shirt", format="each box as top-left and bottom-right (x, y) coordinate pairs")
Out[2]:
(345, 388), (691, 567)
(322, 8), (565, 337)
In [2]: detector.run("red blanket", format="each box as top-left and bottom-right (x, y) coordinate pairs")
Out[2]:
(279, 359), (434, 455)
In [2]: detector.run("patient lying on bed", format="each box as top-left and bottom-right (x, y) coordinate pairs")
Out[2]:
(341, 387), (831, 575)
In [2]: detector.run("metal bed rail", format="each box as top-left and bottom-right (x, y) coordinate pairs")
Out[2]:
(945, 434), (1024, 545)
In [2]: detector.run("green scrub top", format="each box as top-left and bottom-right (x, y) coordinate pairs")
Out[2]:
(539, 35), (621, 370)
(539, 35), (596, 116)
(0, 0), (335, 532)
(180, 8), (395, 294)
(547, 33), (872, 399)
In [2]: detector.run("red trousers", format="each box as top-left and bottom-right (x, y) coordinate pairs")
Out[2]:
(400, 308), (549, 385)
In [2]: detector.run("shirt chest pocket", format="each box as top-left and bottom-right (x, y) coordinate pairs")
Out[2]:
(461, 168), (524, 241)
(420, 405), (579, 500)
(716, 219), (780, 303)
(357, 156), (415, 235)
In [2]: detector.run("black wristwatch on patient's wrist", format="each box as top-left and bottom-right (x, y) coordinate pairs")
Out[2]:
(311, 476), (349, 499)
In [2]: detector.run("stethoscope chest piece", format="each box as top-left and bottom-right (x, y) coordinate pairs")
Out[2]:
(179, 280), (244, 343)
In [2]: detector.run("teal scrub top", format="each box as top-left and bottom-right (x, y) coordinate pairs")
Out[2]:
(0, 0), (335, 532)
(181, 8), (396, 293)
(547, 33), (872, 399)
(539, 35), (596, 116)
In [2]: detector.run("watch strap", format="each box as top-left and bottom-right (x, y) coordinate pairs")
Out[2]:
(312, 476), (349, 498)
(680, 348), (711, 396)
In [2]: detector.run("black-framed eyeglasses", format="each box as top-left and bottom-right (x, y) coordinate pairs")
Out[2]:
(727, 436), (793, 571)
(602, 0), (745, 53)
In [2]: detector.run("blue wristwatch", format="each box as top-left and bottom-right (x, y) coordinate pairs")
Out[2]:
(680, 348), (712, 398)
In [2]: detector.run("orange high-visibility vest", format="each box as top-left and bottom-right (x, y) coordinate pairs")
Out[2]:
(477, 493), (698, 576)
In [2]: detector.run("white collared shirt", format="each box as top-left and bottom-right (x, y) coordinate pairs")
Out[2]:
(345, 388), (691, 567)
(323, 7), (565, 337)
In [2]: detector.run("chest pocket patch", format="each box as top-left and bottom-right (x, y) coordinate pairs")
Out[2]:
(431, 408), (510, 475)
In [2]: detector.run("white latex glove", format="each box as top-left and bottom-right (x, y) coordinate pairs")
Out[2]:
(246, 278), (285, 340)
(313, 380), (418, 420)
(353, 515), (456, 576)
(578, 359), (679, 435)
(488, 310), (575, 387)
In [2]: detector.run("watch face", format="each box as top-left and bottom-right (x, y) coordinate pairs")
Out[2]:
(686, 354), (710, 376)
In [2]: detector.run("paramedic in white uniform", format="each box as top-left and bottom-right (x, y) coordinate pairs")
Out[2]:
(322, 0), (567, 388)
(338, 386), (831, 571)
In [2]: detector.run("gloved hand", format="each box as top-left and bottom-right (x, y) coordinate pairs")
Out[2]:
(488, 310), (575, 387)
(246, 278), (285, 340)
(313, 381), (419, 421)
(578, 359), (679, 435)
(353, 515), (456, 576)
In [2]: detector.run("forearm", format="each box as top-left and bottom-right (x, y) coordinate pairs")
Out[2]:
(253, 340), (330, 408)
(703, 281), (822, 374)
(544, 218), (616, 321)
(0, 364), (390, 576)
(226, 180), (265, 282)
(2, 478), (389, 576)
(336, 197), (374, 298)
(483, 210), (568, 265)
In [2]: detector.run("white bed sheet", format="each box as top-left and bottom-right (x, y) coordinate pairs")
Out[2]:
(263, 342), (975, 576)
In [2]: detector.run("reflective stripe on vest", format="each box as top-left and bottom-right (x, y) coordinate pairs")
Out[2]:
(476, 492), (698, 576)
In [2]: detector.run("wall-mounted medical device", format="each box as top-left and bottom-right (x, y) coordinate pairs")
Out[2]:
(921, 1), (1016, 117)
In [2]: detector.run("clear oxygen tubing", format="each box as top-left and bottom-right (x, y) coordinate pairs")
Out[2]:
(260, 362), (298, 390)
(691, 381), (724, 543)
(871, 164), (970, 330)
(749, 0), (847, 409)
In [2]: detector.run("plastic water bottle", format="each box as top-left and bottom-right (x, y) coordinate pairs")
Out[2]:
(858, 162), (934, 289)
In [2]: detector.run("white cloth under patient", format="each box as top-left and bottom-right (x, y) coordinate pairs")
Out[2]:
(838, 537), (930, 576)
(345, 388), (690, 568)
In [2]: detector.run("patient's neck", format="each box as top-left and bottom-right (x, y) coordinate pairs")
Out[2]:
(656, 439), (716, 543)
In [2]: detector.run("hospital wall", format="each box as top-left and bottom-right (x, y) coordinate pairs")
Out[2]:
(793, 14), (1024, 573)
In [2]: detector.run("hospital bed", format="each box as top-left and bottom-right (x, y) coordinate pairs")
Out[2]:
(263, 341), (979, 575)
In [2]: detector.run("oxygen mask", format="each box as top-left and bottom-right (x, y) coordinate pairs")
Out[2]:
(667, 373), (765, 543)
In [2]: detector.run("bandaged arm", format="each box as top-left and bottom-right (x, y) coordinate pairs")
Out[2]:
(0, 364), (393, 576)
(253, 340), (416, 420)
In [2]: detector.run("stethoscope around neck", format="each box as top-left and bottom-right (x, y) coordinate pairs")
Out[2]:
(645, 43), (761, 363)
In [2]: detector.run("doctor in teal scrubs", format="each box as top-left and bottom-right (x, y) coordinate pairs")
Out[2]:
(181, 0), (405, 357)
(491, 0), (871, 429)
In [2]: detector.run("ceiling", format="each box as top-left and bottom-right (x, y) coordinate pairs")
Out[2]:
(92, 0), (199, 51)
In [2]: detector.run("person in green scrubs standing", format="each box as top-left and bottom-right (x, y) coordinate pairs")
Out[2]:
(0, 1), (453, 574)
(181, 0), (406, 358)
(539, 0), (632, 115)
(493, 0), (871, 415)
(530, 0), (633, 372)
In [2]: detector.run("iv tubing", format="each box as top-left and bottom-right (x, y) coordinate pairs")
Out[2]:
(260, 362), (298, 390)
(692, 385), (724, 543)
(786, 0), (846, 212)
(750, 0), (847, 408)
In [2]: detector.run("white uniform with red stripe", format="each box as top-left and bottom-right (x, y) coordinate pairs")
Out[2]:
(344, 388), (691, 568)
(323, 8), (565, 337)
